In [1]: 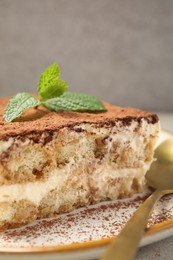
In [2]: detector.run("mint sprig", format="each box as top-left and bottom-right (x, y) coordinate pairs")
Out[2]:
(43, 92), (106, 112)
(4, 63), (106, 122)
(38, 64), (68, 100)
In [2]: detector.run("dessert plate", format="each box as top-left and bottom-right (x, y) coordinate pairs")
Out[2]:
(0, 130), (173, 260)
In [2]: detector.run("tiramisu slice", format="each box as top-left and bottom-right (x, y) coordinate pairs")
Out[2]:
(0, 98), (159, 230)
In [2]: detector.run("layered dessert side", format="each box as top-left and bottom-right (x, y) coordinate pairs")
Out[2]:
(0, 98), (160, 230)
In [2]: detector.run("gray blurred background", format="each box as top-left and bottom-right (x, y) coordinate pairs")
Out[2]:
(0, 0), (173, 111)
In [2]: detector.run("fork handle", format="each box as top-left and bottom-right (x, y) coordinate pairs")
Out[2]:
(100, 189), (172, 260)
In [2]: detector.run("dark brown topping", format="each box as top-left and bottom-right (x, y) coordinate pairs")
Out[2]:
(0, 97), (159, 140)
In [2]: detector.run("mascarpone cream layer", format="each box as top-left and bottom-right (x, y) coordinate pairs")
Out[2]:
(0, 164), (149, 207)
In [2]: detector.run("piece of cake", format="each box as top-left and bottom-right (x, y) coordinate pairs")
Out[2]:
(0, 97), (160, 230)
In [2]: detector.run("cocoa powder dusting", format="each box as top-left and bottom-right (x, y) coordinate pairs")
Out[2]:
(0, 97), (159, 140)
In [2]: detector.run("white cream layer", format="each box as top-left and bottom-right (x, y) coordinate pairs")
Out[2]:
(0, 164), (150, 206)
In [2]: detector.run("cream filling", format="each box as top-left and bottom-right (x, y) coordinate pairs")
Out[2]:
(0, 164), (72, 206)
(0, 165), (150, 222)
(0, 207), (15, 222)
(0, 165), (148, 222)
(93, 164), (150, 195)
(0, 138), (14, 154)
(0, 164), (150, 205)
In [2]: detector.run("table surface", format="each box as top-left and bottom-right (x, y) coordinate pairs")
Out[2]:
(128, 112), (173, 260)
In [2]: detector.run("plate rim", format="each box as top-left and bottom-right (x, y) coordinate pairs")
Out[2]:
(0, 129), (172, 255)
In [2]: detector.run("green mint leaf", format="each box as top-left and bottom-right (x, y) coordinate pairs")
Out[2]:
(39, 79), (68, 100)
(38, 63), (68, 100)
(4, 93), (41, 122)
(38, 64), (60, 92)
(42, 92), (107, 112)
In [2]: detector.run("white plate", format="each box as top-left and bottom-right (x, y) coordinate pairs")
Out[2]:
(0, 130), (172, 260)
